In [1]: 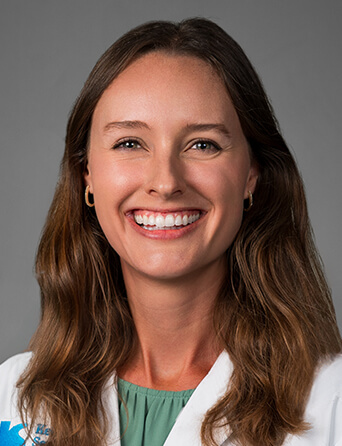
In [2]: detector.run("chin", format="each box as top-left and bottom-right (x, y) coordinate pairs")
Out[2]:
(123, 256), (200, 282)
(139, 265), (194, 281)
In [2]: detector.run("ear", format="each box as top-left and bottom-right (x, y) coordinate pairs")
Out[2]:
(83, 163), (93, 192)
(244, 161), (259, 199)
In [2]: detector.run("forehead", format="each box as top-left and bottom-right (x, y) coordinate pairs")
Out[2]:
(91, 52), (237, 128)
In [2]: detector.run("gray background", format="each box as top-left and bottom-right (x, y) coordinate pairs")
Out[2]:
(1, 0), (341, 364)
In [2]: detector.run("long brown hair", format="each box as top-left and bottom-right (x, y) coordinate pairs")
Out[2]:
(18, 18), (341, 446)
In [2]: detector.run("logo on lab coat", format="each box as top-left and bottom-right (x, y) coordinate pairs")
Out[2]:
(0, 421), (51, 445)
(0, 421), (26, 445)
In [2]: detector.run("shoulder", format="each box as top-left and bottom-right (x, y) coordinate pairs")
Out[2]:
(0, 352), (32, 374)
(292, 355), (342, 445)
(280, 355), (342, 446)
(0, 352), (54, 445)
(305, 354), (342, 418)
(309, 354), (342, 402)
(0, 352), (32, 417)
(0, 352), (32, 386)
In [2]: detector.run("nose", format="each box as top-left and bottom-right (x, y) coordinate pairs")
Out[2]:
(144, 153), (186, 199)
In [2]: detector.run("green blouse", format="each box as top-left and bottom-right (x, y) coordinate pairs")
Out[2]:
(117, 378), (195, 446)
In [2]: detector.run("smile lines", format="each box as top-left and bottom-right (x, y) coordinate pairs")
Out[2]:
(133, 211), (201, 230)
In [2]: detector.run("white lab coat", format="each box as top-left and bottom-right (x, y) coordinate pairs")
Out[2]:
(1, 351), (342, 445)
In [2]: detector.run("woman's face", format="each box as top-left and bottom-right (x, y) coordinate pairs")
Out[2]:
(85, 52), (258, 281)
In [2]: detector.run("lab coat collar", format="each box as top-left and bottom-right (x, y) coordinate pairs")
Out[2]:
(104, 350), (232, 445)
(164, 350), (232, 445)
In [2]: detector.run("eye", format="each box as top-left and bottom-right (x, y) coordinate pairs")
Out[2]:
(190, 140), (222, 152)
(112, 138), (142, 150)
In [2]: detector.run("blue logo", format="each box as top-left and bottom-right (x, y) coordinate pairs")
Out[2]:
(0, 421), (26, 445)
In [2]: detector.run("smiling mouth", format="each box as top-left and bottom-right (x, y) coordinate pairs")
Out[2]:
(133, 210), (202, 230)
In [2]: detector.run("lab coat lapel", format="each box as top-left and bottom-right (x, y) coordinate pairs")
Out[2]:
(164, 351), (232, 446)
(104, 375), (121, 446)
(104, 351), (232, 446)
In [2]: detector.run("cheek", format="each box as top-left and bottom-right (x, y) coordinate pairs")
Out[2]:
(91, 160), (141, 200)
(89, 161), (141, 244)
(188, 162), (249, 204)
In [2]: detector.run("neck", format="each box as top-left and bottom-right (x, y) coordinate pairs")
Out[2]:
(118, 260), (225, 390)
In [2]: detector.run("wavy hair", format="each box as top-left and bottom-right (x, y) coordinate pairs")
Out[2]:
(18, 18), (341, 446)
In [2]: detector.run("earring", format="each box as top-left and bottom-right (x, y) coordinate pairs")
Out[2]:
(244, 190), (253, 212)
(85, 185), (95, 207)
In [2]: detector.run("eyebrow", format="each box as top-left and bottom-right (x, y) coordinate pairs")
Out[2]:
(103, 120), (150, 132)
(185, 123), (231, 138)
(103, 120), (231, 138)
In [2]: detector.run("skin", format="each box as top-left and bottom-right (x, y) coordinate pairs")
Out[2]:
(85, 52), (258, 390)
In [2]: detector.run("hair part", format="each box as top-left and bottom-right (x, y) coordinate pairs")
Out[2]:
(18, 18), (341, 446)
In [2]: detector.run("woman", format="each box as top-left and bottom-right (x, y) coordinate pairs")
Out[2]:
(0, 18), (341, 446)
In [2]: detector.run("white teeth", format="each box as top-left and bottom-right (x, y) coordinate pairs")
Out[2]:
(175, 215), (182, 226)
(148, 215), (155, 225)
(135, 215), (143, 224)
(155, 215), (165, 227)
(165, 214), (175, 227)
(133, 212), (201, 229)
